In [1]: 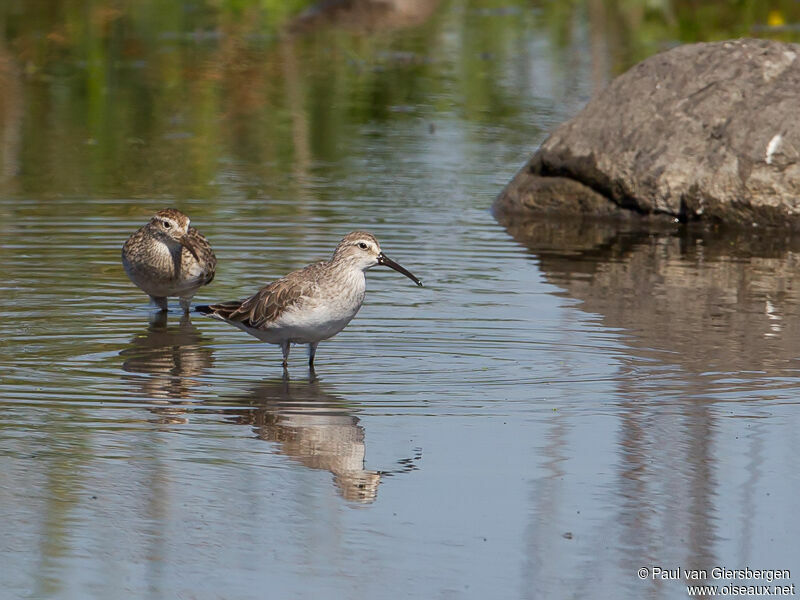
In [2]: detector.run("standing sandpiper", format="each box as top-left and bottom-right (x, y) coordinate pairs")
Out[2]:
(196, 231), (422, 368)
(122, 208), (217, 313)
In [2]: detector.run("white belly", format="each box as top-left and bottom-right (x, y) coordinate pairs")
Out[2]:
(271, 299), (362, 343)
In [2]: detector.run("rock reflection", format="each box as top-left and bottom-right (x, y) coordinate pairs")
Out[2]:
(499, 214), (800, 591)
(498, 214), (800, 373)
(119, 313), (213, 422)
(222, 377), (395, 504)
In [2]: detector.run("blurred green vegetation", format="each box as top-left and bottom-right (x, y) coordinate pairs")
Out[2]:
(1, 0), (800, 201)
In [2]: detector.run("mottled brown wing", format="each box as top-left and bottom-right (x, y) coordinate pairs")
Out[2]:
(186, 226), (217, 285)
(208, 262), (324, 328)
(121, 225), (146, 258)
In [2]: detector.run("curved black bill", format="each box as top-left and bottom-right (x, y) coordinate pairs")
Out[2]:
(181, 235), (200, 261)
(377, 253), (423, 287)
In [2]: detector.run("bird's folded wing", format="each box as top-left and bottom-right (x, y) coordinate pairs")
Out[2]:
(186, 226), (217, 285)
(212, 263), (323, 328)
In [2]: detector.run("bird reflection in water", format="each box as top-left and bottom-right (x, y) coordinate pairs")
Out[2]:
(119, 312), (213, 423)
(224, 375), (421, 504)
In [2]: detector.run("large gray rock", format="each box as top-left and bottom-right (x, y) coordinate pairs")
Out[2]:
(495, 38), (800, 228)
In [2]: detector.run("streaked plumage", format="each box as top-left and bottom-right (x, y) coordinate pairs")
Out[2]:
(122, 208), (216, 312)
(196, 231), (422, 368)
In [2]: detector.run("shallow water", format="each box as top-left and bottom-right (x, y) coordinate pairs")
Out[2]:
(2, 1), (800, 599)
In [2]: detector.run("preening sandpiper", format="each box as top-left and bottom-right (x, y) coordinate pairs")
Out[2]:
(196, 231), (422, 368)
(122, 208), (217, 313)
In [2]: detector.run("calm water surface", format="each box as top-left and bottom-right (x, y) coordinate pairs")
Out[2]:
(1, 1), (800, 598)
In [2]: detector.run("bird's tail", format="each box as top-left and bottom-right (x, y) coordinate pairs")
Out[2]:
(194, 300), (244, 319)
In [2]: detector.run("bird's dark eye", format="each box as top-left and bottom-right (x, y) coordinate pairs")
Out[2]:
(358, 242), (368, 250)
(162, 220), (171, 229)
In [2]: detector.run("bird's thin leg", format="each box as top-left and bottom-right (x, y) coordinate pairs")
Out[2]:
(281, 341), (291, 368)
(148, 310), (168, 328)
(150, 296), (169, 312)
(308, 342), (318, 368)
(179, 296), (192, 313)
